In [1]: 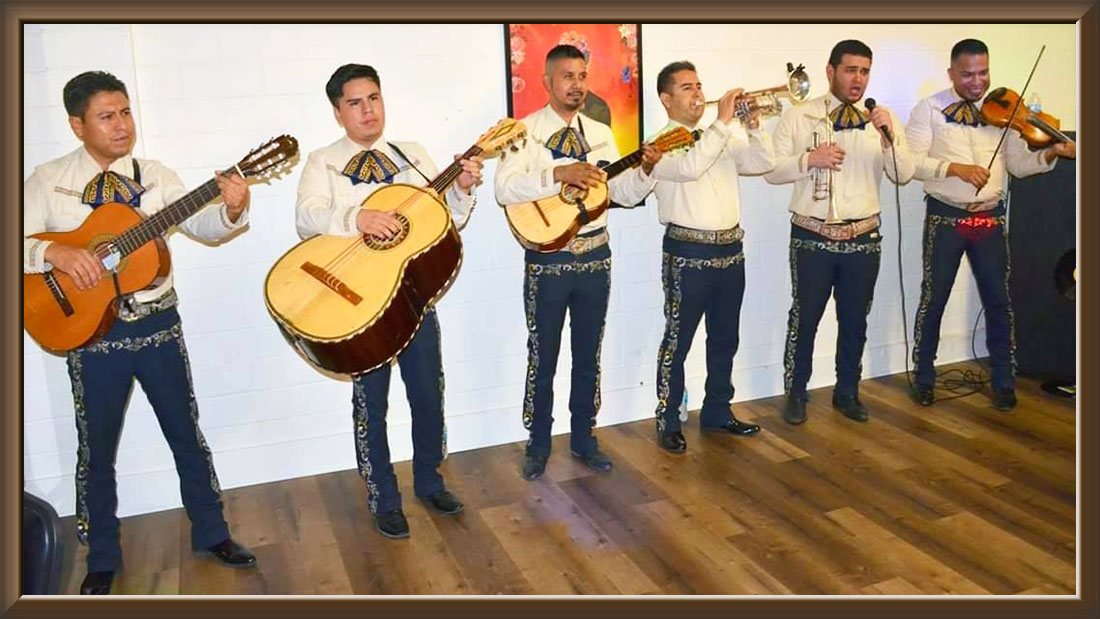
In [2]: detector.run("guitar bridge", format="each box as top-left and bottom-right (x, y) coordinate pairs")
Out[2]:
(300, 262), (363, 306)
(44, 271), (75, 317)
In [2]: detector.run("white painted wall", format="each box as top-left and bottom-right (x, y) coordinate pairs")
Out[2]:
(23, 23), (1076, 518)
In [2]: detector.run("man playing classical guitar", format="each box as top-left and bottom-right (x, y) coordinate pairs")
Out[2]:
(905, 39), (1075, 411)
(295, 63), (483, 539)
(494, 44), (661, 481)
(647, 61), (775, 454)
(23, 71), (258, 595)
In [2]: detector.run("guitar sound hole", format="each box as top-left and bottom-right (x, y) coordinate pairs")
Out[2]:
(363, 213), (410, 250)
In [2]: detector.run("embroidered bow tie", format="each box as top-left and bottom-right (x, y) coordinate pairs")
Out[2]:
(544, 126), (591, 161)
(942, 99), (984, 127)
(82, 170), (145, 208)
(829, 103), (869, 131)
(342, 149), (401, 185)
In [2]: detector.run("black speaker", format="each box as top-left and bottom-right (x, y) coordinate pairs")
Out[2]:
(1008, 133), (1075, 380)
(23, 491), (64, 595)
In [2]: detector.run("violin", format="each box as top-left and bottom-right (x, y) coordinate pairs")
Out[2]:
(980, 87), (1075, 148)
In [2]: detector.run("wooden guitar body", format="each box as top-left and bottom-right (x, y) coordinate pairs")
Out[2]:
(503, 182), (610, 252)
(264, 184), (462, 375)
(23, 202), (170, 352)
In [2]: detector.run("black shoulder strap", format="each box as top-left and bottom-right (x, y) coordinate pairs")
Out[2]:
(131, 158), (142, 208)
(386, 142), (432, 185)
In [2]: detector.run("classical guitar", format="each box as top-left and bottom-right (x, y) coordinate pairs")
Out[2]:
(264, 118), (527, 375)
(503, 126), (698, 252)
(23, 135), (299, 352)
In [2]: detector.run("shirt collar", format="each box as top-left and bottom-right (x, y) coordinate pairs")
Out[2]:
(78, 146), (133, 177)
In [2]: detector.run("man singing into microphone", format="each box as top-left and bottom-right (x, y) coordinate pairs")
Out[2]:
(765, 39), (914, 425)
(905, 39), (1075, 411)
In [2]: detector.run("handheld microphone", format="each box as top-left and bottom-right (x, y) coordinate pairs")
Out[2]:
(864, 98), (893, 143)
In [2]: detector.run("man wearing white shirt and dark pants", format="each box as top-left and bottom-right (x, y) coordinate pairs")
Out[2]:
(905, 39), (1075, 411)
(494, 45), (661, 480)
(648, 61), (774, 453)
(765, 40), (915, 425)
(295, 64), (484, 539)
(23, 71), (257, 595)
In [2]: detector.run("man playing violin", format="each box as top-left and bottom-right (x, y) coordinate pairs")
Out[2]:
(295, 63), (484, 539)
(23, 71), (258, 595)
(494, 44), (661, 480)
(647, 61), (775, 454)
(905, 39), (1075, 411)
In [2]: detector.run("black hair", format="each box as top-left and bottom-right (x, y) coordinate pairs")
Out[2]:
(657, 61), (697, 95)
(325, 64), (381, 107)
(62, 71), (128, 118)
(828, 39), (873, 67)
(951, 39), (989, 61)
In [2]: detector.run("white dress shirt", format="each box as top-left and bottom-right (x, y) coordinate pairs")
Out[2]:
(649, 117), (774, 230)
(493, 105), (656, 239)
(765, 95), (915, 220)
(23, 146), (249, 302)
(296, 134), (475, 239)
(906, 87), (1057, 208)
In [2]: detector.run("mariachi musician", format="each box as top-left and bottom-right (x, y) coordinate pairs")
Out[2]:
(905, 39), (1075, 411)
(493, 44), (661, 481)
(765, 39), (915, 425)
(295, 63), (484, 539)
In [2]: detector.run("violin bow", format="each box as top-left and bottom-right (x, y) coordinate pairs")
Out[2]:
(979, 44), (1045, 195)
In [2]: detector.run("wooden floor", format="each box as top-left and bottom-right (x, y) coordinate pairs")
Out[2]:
(55, 363), (1077, 595)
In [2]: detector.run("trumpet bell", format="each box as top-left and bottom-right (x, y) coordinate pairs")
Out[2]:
(787, 63), (811, 102)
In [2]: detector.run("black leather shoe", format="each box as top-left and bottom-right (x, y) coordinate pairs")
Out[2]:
(420, 489), (464, 515)
(783, 396), (807, 425)
(195, 538), (257, 568)
(911, 385), (934, 407)
(832, 394), (869, 422)
(522, 453), (548, 481)
(373, 509), (410, 539)
(701, 419), (761, 436)
(80, 570), (114, 595)
(658, 431), (687, 453)
(571, 449), (613, 472)
(992, 389), (1017, 411)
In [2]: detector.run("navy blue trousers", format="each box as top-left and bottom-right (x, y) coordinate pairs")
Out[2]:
(654, 236), (745, 435)
(783, 224), (882, 399)
(66, 307), (229, 572)
(521, 241), (611, 458)
(912, 197), (1015, 391)
(352, 307), (445, 514)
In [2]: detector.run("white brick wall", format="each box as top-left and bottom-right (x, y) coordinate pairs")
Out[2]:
(23, 23), (1076, 519)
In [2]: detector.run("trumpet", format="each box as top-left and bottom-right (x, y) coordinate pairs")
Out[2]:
(811, 97), (842, 224)
(695, 62), (811, 122)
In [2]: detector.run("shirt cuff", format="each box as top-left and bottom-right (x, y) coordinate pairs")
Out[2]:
(28, 239), (54, 272)
(219, 204), (250, 230)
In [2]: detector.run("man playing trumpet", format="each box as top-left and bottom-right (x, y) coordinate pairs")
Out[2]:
(648, 61), (775, 453)
(765, 39), (914, 425)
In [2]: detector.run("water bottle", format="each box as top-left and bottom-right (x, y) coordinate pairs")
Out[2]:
(1027, 92), (1042, 114)
(678, 389), (689, 422)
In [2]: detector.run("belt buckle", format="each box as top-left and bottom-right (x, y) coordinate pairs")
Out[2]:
(569, 236), (588, 255)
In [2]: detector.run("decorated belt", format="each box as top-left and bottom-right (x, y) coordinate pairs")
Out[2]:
(566, 229), (610, 255)
(791, 213), (880, 241)
(666, 223), (744, 245)
(117, 289), (179, 323)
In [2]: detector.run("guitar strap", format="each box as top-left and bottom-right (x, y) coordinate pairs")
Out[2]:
(573, 117), (591, 224)
(113, 159), (143, 313)
(386, 142), (433, 186)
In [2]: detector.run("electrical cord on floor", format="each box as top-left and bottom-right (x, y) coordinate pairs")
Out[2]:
(887, 140), (988, 403)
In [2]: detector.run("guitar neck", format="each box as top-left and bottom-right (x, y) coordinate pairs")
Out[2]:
(113, 172), (232, 258)
(600, 149), (644, 180)
(428, 145), (484, 194)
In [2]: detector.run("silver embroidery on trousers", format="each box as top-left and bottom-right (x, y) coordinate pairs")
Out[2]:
(783, 246), (802, 395)
(789, 238), (881, 254)
(654, 253), (685, 434)
(66, 350), (92, 545)
(352, 378), (381, 514)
